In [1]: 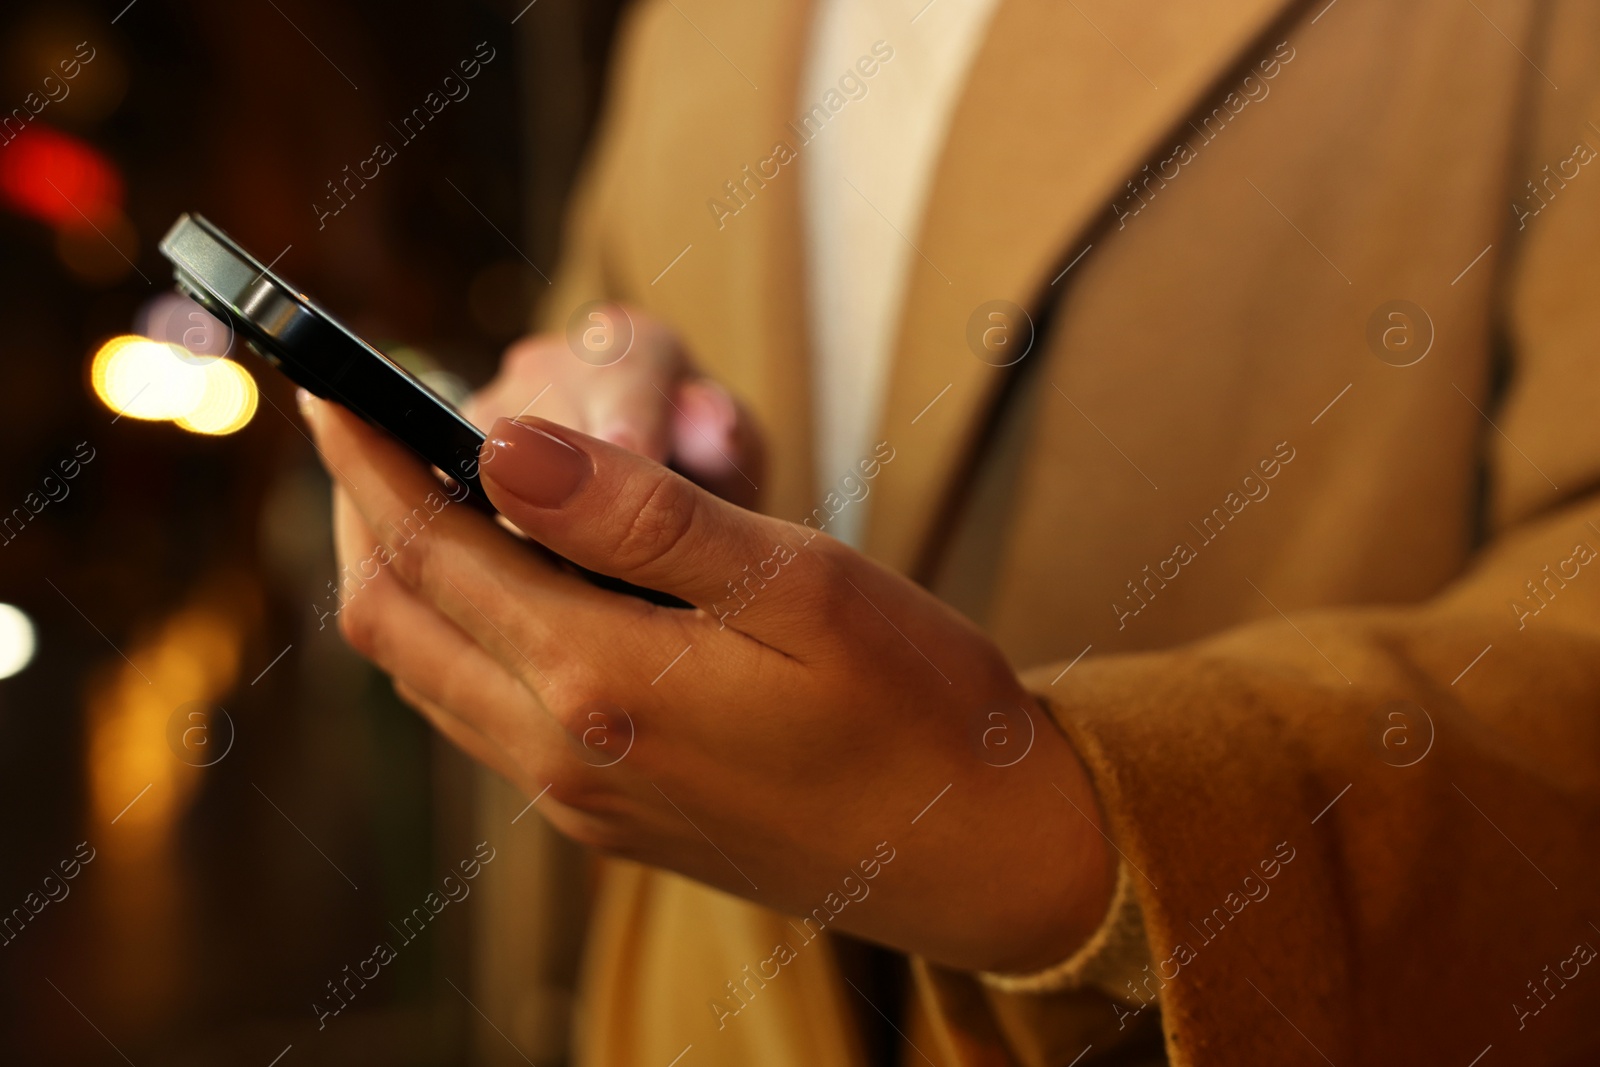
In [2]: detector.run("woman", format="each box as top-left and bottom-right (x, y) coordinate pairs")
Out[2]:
(305, 0), (1600, 1062)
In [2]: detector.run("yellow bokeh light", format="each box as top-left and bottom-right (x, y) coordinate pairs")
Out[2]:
(87, 603), (245, 841)
(176, 358), (258, 436)
(91, 335), (205, 420)
(90, 334), (257, 434)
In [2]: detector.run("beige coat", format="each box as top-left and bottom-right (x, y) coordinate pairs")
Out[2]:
(489, 0), (1600, 1062)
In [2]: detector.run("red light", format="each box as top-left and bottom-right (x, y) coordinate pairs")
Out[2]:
(0, 124), (122, 228)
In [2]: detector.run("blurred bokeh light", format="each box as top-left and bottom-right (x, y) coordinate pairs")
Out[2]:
(0, 1), (628, 1060)
(0, 603), (37, 680)
(175, 357), (257, 435)
(90, 334), (258, 434)
(0, 125), (122, 228)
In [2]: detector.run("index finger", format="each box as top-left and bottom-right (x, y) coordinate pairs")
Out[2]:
(304, 394), (696, 690)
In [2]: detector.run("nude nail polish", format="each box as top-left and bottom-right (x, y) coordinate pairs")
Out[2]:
(484, 418), (592, 508)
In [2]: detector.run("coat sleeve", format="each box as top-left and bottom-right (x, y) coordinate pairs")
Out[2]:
(916, 3), (1600, 1064)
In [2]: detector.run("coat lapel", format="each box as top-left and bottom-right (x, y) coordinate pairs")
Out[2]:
(862, 0), (1311, 575)
(631, 0), (819, 524)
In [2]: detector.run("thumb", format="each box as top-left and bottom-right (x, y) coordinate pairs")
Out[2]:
(478, 417), (813, 629)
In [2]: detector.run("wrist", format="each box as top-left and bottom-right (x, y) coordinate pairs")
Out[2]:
(862, 695), (1115, 975)
(973, 709), (1117, 973)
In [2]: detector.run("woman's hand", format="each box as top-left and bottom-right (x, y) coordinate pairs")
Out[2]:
(463, 304), (764, 509)
(304, 395), (1113, 975)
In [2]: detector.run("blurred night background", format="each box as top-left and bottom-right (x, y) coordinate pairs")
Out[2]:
(0, 1), (626, 1062)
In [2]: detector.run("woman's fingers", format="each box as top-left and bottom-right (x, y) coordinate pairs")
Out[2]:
(667, 376), (764, 510)
(478, 416), (832, 650)
(462, 335), (584, 433)
(466, 321), (677, 461)
(332, 491), (569, 764)
(464, 315), (766, 507)
(309, 395), (694, 693)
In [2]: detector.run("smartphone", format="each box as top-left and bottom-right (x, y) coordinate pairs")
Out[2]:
(158, 212), (682, 607)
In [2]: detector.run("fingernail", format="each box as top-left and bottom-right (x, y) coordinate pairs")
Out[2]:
(484, 417), (592, 508)
(296, 387), (314, 418)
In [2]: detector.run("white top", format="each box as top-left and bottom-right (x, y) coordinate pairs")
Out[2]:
(801, 0), (1002, 546)
(799, 1), (1148, 998)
